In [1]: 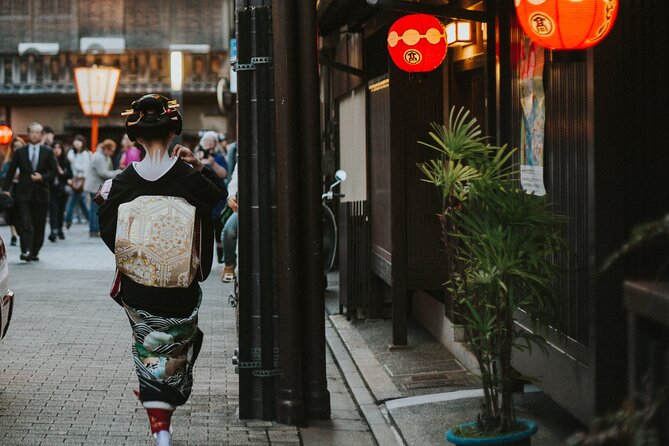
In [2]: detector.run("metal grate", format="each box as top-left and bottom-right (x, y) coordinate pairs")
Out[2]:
(338, 201), (371, 320)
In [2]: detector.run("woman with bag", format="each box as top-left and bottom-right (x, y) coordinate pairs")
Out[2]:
(64, 134), (90, 228)
(98, 94), (226, 446)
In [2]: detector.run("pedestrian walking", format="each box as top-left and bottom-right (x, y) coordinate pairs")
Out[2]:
(221, 162), (238, 283)
(85, 139), (121, 237)
(225, 139), (237, 187)
(98, 94), (226, 446)
(195, 131), (228, 263)
(118, 133), (144, 169)
(0, 135), (24, 246)
(47, 140), (71, 241)
(1, 122), (57, 261)
(41, 125), (55, 147)
(64, 134), (91, 229)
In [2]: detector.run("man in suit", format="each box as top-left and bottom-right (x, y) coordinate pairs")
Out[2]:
(2, 122), (57, 261)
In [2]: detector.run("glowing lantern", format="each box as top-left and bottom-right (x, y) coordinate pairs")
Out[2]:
(74, 65), (121, 151)
(387, 14), (446, 73)
(0, 124), (12, 145)
(515, 0), (618, 50)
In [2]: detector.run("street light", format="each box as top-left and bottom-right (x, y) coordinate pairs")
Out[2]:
(74, 65), (121, 151)
(170, 51), (184, 144)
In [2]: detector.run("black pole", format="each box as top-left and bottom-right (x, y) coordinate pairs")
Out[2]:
(497, 0), (513, 146)
(235, 3), (254, 419)
(235, 0), (277, 420)
(297, 0), (331, 420)
(273, 0), (306, 426)
(485, 0), (498, 141)
(253, 5), (277, 421)
(170, 90), (183, 146)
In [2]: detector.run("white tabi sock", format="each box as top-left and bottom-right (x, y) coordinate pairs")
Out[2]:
(154, 430), (173, 446)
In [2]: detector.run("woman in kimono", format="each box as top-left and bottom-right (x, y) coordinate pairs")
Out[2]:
(98, 94), (227, 446)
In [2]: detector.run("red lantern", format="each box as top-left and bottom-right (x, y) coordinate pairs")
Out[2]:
(387, 14), (447, 73)
(515, 0), (618, 50)
(0, 124), (12, 145)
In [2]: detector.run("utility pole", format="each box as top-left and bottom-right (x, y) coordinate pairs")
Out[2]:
(235, 0), (330, 423)
(235, 0), (278, 421)
(274, 0), (331, 424)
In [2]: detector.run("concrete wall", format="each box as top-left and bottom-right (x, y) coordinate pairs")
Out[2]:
(337, 87), (366, 202)
(411, 289), (594, 423)
(410, 290), (480, 374)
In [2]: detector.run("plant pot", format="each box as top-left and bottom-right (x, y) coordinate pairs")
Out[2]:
(445, 419), (538, 445)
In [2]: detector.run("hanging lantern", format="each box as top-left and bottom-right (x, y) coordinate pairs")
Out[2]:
(387, 14), (447, 73)
(0, 124), (12, 145)
(515, 0), (618, 50)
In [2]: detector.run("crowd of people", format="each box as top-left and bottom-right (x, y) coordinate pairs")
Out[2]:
(0, 122), (237, 276)
(0, 96), (241, 446)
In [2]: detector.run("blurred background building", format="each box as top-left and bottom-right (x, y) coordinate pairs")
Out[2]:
(0, 0), (235, 146)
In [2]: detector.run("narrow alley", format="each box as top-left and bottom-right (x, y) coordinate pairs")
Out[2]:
(0, 223), (376, 446)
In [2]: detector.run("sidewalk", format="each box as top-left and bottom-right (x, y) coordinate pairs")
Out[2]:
(0, 223), (375, 445)
(324, 273), (584, 446)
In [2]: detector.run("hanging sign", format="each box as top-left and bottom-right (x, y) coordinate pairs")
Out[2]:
(520, 35), (546, 196)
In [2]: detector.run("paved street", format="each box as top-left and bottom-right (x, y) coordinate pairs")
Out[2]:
(0, 222), (376, 445)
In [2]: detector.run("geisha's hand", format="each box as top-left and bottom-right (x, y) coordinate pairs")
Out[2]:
(173, 144), (204, 171)
(100, 179), (113, 200)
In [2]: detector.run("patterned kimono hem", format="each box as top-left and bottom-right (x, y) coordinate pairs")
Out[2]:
(123, 288), (203, 408)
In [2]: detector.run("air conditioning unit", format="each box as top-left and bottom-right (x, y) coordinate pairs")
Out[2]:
(18, 43), (59, 55)
(80, 37), (125, 54)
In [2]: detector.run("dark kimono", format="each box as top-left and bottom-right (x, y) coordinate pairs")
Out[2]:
(98, 159), (227, 409)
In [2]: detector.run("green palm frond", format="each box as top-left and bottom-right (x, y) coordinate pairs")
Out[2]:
(417, 107), (490, 162)
(601, 212), (669, 272)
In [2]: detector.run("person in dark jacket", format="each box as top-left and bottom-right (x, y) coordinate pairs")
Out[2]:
(1, 122), (57, 261)
(97, 94), (226, 446)
(48, 140), (72, 242)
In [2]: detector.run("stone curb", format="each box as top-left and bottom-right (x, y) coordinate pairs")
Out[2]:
(325, 316), (405, 446)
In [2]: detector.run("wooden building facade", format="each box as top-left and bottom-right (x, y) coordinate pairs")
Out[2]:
(0, 0), (235, 145)
(318, 0), (669, 423)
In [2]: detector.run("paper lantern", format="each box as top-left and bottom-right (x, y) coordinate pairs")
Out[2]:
(0, 124), (12, 145)
(515, 0), (618, 50)
(74, 65), (121, 117)
(74, 65), (121, 151)
(387, 14), (446, 73)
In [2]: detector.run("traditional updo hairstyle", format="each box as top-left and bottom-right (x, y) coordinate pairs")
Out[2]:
(122, 94), (182, 142)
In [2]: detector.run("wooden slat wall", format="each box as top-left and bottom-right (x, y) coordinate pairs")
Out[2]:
(544, 55), (590, 345)
(338, 201), (371, 319)
(368, 76), (392, 277)
(591, 0), (669, 413)
(395, 71), (446, 290)
(510, 25), (590, 346)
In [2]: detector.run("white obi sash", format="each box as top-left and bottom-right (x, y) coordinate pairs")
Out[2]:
(115, 195), (201, 288)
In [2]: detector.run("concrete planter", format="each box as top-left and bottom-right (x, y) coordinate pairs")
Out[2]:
(446, 419), (538, 445)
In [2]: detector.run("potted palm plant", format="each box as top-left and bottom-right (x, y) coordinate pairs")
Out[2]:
(418, 108), (566, 445)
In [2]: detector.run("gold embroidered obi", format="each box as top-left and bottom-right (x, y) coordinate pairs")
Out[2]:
(115, 196), (200, 288)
